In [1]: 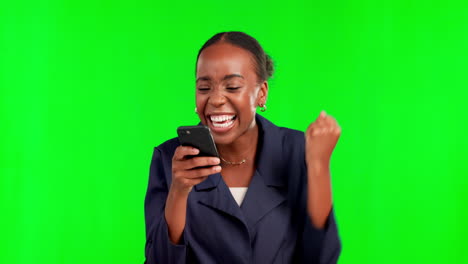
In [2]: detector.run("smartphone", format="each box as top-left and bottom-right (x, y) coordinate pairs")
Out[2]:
(177, 125), (219, 159)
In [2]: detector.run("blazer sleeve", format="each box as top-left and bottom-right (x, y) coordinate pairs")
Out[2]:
(144, 147), (187, 264)
(287, 132), (342, 264)
(297, 158), (342, 264)
(300, 208), (341, 264)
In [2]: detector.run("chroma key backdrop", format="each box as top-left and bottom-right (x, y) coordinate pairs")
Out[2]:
(1, 0), (467, 263)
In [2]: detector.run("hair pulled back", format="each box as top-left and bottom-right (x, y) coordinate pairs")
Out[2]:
(196, 31), (274, 83)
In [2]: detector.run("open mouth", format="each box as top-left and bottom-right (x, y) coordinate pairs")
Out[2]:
(207, 114), (237, 132)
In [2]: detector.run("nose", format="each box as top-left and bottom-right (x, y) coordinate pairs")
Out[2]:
(207, 88), (227, 108)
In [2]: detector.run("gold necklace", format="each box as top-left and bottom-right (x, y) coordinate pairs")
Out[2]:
(219, 144), (256, 166)
(220, 156), (246, 165)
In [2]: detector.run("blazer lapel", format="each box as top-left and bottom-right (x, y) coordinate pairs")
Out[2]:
(191, 114), (289, 230)
(240, 170), (287, 230)
(193, 172), (246, 223)
(240, 114), (288, 229)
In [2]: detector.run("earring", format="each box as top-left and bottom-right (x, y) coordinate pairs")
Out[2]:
(195, 107), (198, 114)
(259, 104), (267, 112)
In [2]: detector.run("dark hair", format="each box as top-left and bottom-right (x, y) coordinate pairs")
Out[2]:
(196, 31), (274, 83)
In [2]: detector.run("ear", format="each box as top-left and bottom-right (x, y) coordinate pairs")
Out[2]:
(257, 81), (269, 106)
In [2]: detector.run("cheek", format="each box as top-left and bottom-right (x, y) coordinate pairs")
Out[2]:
(195, 94), (206, 109)
(236, 91), (258, 118)
(249, 95), (257, 108)
(195, 95), (206, 121)
(244, 90), (259, 110)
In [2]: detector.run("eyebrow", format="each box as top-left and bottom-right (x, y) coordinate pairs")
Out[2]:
(196, 74), (244, 82)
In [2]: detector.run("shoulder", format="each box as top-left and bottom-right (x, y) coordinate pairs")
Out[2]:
(257, 114), (305, 151)
(151, 137), (180, 165)
(278, 127), (306, 164)
(258, 116), (308, 190)
(149, 138), (180, 185)
(279, 126), (305, 145)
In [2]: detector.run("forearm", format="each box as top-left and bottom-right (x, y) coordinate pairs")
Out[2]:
(164, 188), (189, 244)
(307, 161), (332, 229)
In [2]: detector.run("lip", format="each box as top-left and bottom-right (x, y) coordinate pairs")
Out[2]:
(206, 112), (236, 116)
(206, 112), (237, 133)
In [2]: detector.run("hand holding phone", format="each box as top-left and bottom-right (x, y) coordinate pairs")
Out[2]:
(170, 126), (221, 194)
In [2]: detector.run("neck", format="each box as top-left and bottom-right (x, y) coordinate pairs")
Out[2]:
(217, 122), (259, 163)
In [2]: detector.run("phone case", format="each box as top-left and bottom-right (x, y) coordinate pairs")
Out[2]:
(177, 125), (219, 158)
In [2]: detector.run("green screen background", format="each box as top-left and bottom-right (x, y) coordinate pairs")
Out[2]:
(1, 0), (467, 263)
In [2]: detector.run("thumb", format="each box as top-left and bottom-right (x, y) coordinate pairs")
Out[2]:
(318, 110), (327, 119)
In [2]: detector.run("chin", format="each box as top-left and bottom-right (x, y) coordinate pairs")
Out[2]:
(212, 133), (237, 146)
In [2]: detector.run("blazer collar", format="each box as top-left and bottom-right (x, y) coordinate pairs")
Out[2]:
(192, 114), (289, 229)
(254, 114), (287, 187)
(194, 113), (286, 191)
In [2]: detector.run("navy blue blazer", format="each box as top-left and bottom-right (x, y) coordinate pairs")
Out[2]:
(144, 114), (341, 263)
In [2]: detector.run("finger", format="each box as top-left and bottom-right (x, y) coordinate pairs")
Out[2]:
(309, 112), (336, 132)
(329, 121), (341, 135)
(185, 176), (209, 186)
(318, 121), (335, 132)
(187, 157), (220, 170)
(307, 122), (318, 131)
(324, 115), (338, 127)
(179, 165), (222, 178)
(310, 120), (330, 131)
(311, 127), (326, 136)
(333, 126), (342, 135)
(309, 119), (324, 132)
(173, 156), (220, 173)
(174, 146), (199, 161)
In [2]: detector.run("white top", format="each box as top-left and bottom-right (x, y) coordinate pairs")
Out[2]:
(229, 187), (248, 206)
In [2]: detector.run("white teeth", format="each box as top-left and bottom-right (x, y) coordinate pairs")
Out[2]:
(210, 115), (235, 122)
(212, 119), (234, 128)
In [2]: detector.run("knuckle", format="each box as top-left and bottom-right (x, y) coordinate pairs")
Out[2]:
(172, 163), (181, 173)
(200, 168), (211, 176)
(172, 170), (183, 179)
(174, 147), (184, 160)
(189, 158), (201, 168)
(193, 157), (204, 166)
(196, 167), (212, 178)
(186, 169), (199, 178)
(184, 158), (194, 167)
(196, 157), (211, 167)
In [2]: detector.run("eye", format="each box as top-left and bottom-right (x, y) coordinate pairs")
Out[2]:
(197, 87), (210, 91)
(226, 87), (240, 91)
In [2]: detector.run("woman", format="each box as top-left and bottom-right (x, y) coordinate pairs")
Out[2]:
(144, 31), (341, 263)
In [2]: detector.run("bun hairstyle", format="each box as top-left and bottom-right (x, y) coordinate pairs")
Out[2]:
(196, 31), (274, 83)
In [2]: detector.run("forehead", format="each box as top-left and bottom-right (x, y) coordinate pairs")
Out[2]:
(196, 43), (256, 80)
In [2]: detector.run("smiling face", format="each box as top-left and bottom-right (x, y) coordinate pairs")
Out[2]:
(196, 42), (268, 145)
